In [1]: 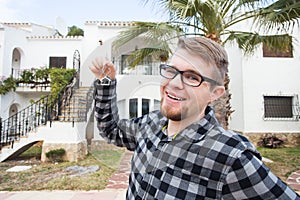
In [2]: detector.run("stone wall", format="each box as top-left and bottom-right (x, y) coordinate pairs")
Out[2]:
(41, 141), (88, 162)
(242, 132), (300, 147)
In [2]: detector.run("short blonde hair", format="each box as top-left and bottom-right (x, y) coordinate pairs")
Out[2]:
(177, 37), (229, 84)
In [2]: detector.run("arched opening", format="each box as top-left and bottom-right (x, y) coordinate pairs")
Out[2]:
(8, 104), (19, 137)
(11, 48), (23, 79)
(12, 48), (21, 69)
(9, 104), (18, 117)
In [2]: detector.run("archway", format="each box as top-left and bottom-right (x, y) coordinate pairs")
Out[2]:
(8, 104), (19, 137)
(9, 104), (18, 117)
(11, 48), (23, 78)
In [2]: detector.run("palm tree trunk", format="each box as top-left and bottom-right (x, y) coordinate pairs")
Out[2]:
(210, 73), (232, 129)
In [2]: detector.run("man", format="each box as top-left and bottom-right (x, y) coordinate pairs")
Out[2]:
(90, 37), (300, 199)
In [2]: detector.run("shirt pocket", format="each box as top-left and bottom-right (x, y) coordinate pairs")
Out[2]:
(162, 156), (214, 198)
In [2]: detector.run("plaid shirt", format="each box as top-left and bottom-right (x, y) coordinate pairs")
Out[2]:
(94, 80), (300, 200)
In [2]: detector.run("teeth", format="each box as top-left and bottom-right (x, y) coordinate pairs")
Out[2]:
(168, 93), (184, 101)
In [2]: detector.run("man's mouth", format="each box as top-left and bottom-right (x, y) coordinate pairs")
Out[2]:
(166, 92), (185, 101)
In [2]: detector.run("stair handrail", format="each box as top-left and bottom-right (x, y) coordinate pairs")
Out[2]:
(0, 70), (80, 148)
(0, 95), (50, 148)
(84, 84), (95, 121)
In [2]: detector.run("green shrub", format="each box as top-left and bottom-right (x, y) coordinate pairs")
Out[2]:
(45, 148), (66, 162)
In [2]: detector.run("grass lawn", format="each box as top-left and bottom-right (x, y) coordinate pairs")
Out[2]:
(0, 146), (125, 191)
(0, 145), (299, 191)
(258, 146), (300, 181)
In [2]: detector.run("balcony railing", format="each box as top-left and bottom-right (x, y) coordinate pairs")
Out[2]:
(11, 68), (50, 90)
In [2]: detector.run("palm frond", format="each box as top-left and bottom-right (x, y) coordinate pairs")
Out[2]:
(113, 21), (181, 50)
(225, 31), (292, 55)
(126, 46), (171, 67)
(255, 0), (300, 31)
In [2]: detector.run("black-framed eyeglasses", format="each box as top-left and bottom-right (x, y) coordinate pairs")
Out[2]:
(159, 64), (221, 87)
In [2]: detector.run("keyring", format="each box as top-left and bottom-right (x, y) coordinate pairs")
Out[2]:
(100, 65), (112, 86)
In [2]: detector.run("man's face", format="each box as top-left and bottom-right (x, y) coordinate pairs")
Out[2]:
(160, 49), (216, 123)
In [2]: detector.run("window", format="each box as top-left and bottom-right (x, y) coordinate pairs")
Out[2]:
(129, 98), (138, 118)
(121, 55), (130, 74)
(120, 54), (155, 75)
(142, 99), (150, 115)
(129, 98), (159, 118)
(263, 95), (299, 120)
(49, 57), (67, 68)
(262, 37), (293, 58)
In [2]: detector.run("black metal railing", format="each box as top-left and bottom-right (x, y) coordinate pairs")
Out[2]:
(1, 60), (161, 149)
(0, 95), (49, 148)
(0, 70), (95, 148)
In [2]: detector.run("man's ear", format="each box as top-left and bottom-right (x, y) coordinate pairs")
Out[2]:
(210, 86), (225, 102)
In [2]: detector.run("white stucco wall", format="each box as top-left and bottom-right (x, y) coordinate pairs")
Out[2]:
(24, 37), (83, 69)
(1, 26), (29, 76)
(228, 28), (300, 133)
(241, 49), (300, 133)
(226, 43), (245, 132)
(1, 20), (300, 136)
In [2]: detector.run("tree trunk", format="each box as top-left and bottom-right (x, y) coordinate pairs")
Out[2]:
(210, 73), (232, 129)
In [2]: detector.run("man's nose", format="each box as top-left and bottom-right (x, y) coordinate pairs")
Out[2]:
(169, 73), (184, 89)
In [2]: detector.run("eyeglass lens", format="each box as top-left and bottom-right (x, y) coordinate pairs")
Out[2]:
(160, 65), (202, 87)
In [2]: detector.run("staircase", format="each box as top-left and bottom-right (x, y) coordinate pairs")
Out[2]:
(0, 83), (94, 162)
(58, 86), (94, 123)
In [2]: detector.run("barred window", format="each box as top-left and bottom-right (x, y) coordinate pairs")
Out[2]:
(263, 95), (299, 120)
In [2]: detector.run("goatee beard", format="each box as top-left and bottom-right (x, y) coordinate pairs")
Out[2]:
(160, 103), (183, 121)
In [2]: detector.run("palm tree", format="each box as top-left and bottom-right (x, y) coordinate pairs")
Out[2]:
(255, 0), (300, 31)
(113, 0), (300, 128)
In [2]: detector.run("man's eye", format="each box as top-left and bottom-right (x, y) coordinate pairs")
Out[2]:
(184, 73), (201, 82)
(165, 69), (177, 74)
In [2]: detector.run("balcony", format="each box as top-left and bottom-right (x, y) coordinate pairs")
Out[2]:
(11, 68), (51, 93)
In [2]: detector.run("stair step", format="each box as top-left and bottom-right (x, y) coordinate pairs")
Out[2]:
(60, 111), (85, 115)
(63, 105), (86, 108)
(57, 115), (85, 122)
(61, 107), (85, 109)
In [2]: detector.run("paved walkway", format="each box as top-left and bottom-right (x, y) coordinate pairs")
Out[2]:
(0, 150), (133, 200)
(287, 170), (300, 194)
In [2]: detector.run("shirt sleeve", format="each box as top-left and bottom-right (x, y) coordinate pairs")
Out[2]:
(222, 150), (300, 199)
(93, 79), (139, 151)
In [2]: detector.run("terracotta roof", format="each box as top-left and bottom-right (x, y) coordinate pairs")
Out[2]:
(1, 22), (31, 28)
(26, 35), (83, 40)
(85, 21), (135, 27)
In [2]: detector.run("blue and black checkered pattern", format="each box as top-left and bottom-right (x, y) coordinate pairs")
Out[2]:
(94, 80), (300, 200)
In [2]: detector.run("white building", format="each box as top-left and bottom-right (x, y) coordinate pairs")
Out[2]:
(0, 20), (299, 162)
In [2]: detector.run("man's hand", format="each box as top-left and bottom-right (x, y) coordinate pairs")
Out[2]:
(89, 57), (116, 80)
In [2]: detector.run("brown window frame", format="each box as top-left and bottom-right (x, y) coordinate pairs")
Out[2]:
(262, 39), (293, 58)
(49, 57), (67, 68)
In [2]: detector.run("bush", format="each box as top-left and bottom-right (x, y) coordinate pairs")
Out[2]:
(45, 148), (66, 162)
(258, 135), (284, 148)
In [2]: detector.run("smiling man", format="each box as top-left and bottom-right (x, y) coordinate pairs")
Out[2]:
(90, 37), (300, 199)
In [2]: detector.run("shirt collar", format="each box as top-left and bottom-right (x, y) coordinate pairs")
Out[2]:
(159, 106), (219, 142)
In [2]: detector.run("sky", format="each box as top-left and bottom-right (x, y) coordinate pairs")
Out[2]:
(0, 0), (168, 29)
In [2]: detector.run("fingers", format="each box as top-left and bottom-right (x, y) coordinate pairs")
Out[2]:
(89, 57), (116, 80)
